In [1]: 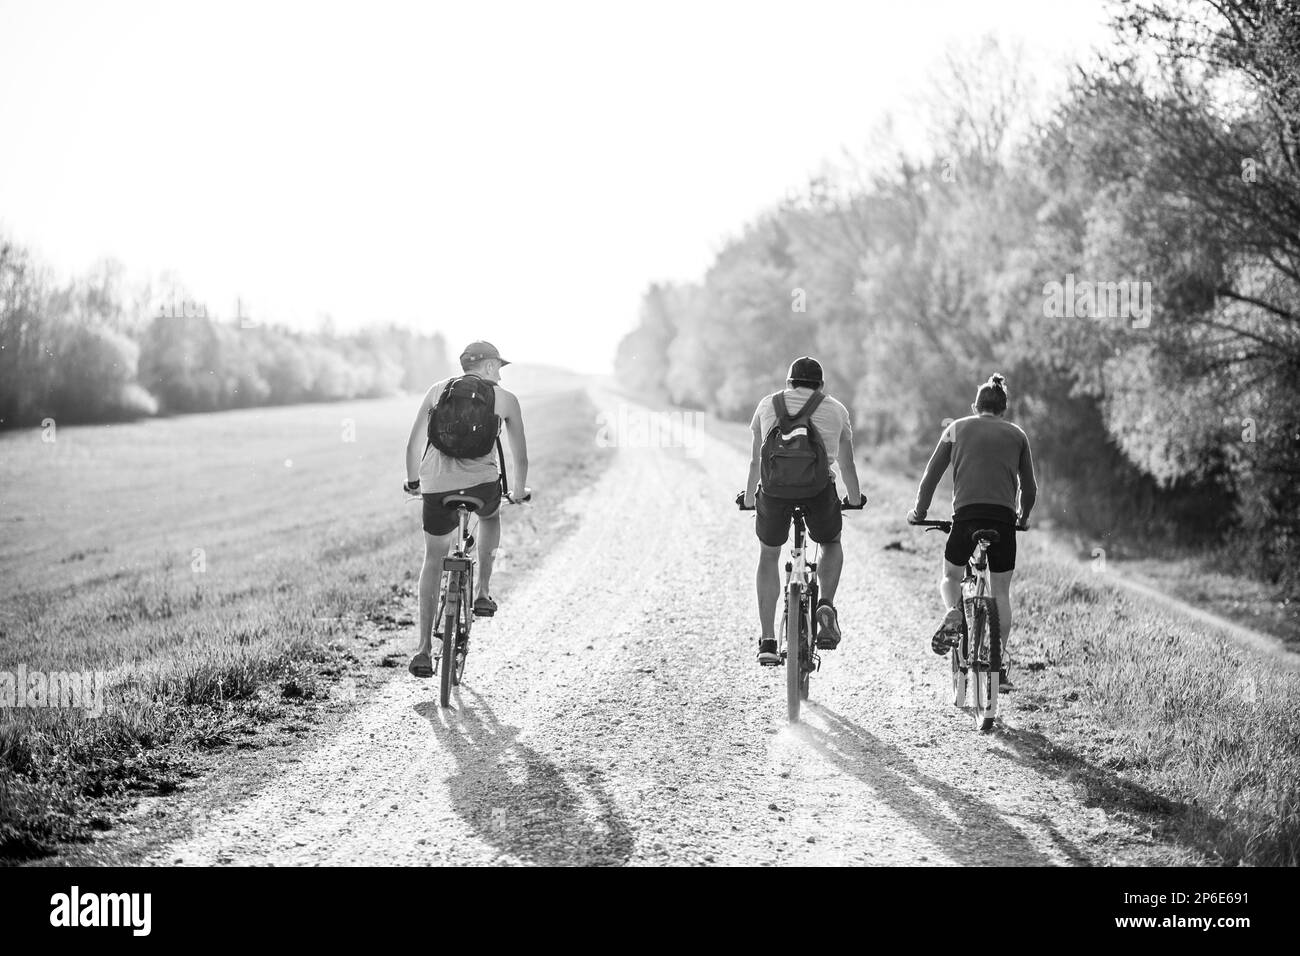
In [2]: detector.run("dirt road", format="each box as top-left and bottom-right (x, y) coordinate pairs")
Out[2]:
(154, 391), (1146, 866)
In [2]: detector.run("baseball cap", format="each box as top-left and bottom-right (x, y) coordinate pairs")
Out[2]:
(459, 340), (511, 370)
(787, 356), (823, 385)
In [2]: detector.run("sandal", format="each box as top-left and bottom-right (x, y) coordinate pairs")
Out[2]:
(472, 595), (498, 618)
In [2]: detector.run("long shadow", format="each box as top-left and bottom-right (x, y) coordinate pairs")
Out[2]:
(415, 687), (634, 866)
(992, 723), (1227, 860)
(800, 705), (1090, 865)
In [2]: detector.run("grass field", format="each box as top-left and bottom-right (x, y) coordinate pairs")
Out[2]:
(0, 371), (610, 859)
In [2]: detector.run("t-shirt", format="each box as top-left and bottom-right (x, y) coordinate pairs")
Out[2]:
(417, 377), (502, 494)
(914, 414), (1037, 521)
(750, 388), (853, 485)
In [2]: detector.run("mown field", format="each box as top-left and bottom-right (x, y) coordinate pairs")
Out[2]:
(0, 369), (610, 859)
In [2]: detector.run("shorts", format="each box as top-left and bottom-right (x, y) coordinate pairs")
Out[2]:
(755, 481), (841, 547)
(944, 517), (1017, 572)
(422, 478), (502, 535)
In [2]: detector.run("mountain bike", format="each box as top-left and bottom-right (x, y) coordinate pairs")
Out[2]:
(408, 484), (530, 708)
(738, 490), (866, 723)
(908, 517), (1022, 732)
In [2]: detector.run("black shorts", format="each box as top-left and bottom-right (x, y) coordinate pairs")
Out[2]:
(422, 479), (502, 535)
(755, 482), (842, 547)
(944, 512), (1017, 572)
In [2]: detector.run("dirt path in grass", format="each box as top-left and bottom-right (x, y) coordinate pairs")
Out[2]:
(151, 391), (1168, 866)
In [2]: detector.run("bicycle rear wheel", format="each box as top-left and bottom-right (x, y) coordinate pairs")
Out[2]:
(452, 566), (472, 687)
(786, 581), (802, 723)
(965, 597), (999, 731)
(799, 597), (811, 702)
(950, 646), (967, 708)
(439, 588), (460, 708)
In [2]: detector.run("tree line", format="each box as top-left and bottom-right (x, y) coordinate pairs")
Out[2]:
(0, 244), (450, 427)
(615, 0), (1299, 586)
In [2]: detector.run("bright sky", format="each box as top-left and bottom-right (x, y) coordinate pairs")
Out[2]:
(0, 0), (1112, 372)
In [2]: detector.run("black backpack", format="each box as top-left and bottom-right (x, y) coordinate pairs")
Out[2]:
(760, 390), (830, 499)
(427, 374), (499, 459)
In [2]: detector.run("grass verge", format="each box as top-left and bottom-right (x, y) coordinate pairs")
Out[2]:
(0, 385), (609, 861)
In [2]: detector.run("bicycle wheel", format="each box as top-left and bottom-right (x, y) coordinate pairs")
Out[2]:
(799, 597), (811, 701)
(950, 645), (967, 708)
(786, 581), (802, 723)
(452, 564), (473, 687)
(964, 597), (999, 731)
(439, 587), (460, 708)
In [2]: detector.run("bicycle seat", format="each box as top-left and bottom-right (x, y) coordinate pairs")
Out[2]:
(971, 528), (1001, 544)
(440, 493), (485, 512)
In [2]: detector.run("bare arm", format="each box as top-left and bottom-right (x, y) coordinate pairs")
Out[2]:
(1018, 433), (1038, 522)
(405, 385), (439, 484)
(837, 432), (862, 504)
(744, 421), (762, 507)
(499, 388), (528, 495)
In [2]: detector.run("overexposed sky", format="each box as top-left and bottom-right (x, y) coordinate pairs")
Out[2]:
(0, 0), (1112, 372)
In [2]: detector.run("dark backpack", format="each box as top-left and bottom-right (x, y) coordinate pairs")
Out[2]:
(427, 374), (499, 459)
(760, 390), (830, 499)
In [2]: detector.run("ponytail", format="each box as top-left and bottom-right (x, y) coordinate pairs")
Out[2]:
(975, 373), (1008, 414)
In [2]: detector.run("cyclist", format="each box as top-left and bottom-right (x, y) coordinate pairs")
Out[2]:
(906, 373), (1036, 691)
(403, 341), (529, 678)
(745, 356), (864, 666)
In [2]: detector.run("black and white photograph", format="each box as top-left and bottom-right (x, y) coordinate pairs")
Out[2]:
(0, 0), (1294, 921)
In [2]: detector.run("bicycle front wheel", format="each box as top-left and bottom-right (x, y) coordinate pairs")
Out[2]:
(786, 581), (802, 723)
(439, 589), (460, 708)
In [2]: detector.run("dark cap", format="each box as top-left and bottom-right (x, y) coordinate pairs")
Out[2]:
(460, 340), (511, 370)
(787, 356), (823, 385)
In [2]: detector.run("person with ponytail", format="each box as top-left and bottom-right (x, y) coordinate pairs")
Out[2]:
(907, 373), (1037, 691)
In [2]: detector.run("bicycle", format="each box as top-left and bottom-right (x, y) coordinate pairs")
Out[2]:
(407, 483), (530, 708)
(908, 516), (1023, 732)
(737, 489), (866, 723)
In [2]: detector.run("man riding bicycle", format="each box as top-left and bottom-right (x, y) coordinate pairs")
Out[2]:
(403, 341), (529, 678)
(906, 373), (1036, 691)
(745, 356), (864, 666)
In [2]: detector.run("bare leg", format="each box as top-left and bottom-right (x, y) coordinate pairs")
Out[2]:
(416, 530), (454, 657)
(476, 511), (501, 600)
(940, 557), (964, 614)
(816, 539), (843, 603)
(757, 544), (782, 641)
(990, 569), (1014, 665)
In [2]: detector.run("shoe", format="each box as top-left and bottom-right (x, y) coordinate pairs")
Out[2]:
(931, 607), (963, 655)
(815, 600), (841, 649)
(999, 669), (1015, 692)
(756, 639), (780, 666)
(473, 595), (498, 617)
(408, 651), (434, 679)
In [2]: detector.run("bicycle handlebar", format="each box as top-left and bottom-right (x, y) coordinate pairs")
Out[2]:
(402, 483), (532, 505)
(735, 491), (867, 511)
(907, 516), (1029, 532)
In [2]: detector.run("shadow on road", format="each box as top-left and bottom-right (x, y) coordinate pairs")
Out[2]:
(800, 705), (1090, 865)
(993, 723), (1212, 860)
(415, 687), (634, 866)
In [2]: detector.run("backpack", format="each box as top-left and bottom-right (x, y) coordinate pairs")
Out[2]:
(427, 374), (499, 459)
(760, 390), (830, 499)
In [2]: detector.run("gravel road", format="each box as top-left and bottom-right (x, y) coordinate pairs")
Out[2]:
(156, 391), (1143, 866)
